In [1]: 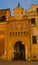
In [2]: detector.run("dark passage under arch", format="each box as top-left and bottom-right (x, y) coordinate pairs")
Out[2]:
(13, 41), (25, 60)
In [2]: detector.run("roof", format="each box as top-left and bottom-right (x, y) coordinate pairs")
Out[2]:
(0, 8), (10, 11)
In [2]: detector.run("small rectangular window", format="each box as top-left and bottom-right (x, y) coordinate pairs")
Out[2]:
(15, 32), (17, 35)
(32, 36), (37, 44)
(31, 18), (36, 26)
(2, 16), (6, 21)
(10, 32), (11, 35)
(24, 31), (25, 34)
(12, 32), (14, 35)
(36, 8), (38, 13)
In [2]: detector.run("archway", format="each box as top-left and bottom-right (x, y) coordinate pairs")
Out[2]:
(0, 38), (5, 57)
(13, 41), (25, 60)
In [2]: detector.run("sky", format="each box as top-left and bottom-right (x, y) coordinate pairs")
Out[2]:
(0, 0), (38, 15)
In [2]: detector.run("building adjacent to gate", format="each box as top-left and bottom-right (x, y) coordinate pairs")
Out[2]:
(0, 4), (38, 61)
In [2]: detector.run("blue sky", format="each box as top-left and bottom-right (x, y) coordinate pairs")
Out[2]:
(0, 0), (38, 15)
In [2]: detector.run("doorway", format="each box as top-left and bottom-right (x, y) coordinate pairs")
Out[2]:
(0, 38), (5, 57)
(13, 41), (25, 60)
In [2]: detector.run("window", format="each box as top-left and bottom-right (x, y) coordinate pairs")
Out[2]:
(32, 36), (37, 44)
(2, 16), (6, 21)
(12, 32), (14, 35)
(24, 31), (26, 35)
(10, 32), (11, 36)
(36, 8), (38, 13)
(18, 32), (20, 35)
(31, 18), (36, 26)
(15, 32), (17, 35)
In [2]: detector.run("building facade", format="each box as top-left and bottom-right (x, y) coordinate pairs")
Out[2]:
(0, 4), (38, 61)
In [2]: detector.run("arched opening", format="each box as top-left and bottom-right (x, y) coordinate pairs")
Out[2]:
(0, 38), (5, 57)
(13, 41), (25, 60)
